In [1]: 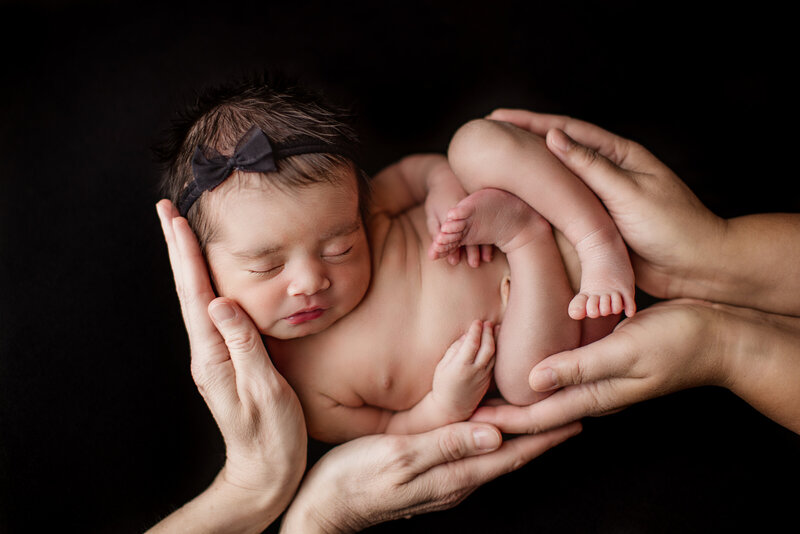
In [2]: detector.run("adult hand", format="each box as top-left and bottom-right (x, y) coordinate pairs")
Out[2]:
(471, 298), (800, 435)
(488, 109), (800, 317)
(280, 421), (582, 533)
(487, 108), (724, 303)
(151, 200), (307, 532)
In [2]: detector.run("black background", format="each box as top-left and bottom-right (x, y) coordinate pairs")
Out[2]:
(2, 1), (799, 532)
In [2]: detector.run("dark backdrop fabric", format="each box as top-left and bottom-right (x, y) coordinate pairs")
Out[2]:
(1, 1), (799, 532)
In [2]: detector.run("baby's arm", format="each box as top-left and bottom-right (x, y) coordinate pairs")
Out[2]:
(385, 320), (495, 434)
(370, 154), (461, 217)
(305, 321), (495, 443)
(370, 154), (492, 266)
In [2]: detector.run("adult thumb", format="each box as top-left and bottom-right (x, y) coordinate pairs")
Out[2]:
(545, 128), (636, 206)
(208, 298), (279, 384)
(529, 331), (630, 392)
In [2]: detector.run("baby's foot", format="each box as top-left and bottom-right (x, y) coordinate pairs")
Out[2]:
(429, 188), (539, 259)
(569, 232), (636, 320)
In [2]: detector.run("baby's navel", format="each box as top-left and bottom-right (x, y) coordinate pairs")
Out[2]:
(380, 375), (393, 391)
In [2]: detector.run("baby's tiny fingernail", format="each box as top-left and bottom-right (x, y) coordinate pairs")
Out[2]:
(531, 368), (558, 391)
(473, 428), (501, 451)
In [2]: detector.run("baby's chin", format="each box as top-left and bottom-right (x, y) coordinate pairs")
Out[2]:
(259, 312), (339, 340)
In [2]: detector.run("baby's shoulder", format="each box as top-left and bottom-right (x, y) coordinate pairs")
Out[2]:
(366, 207), (426, 276)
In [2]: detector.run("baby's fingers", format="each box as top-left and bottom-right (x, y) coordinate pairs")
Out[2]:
(465, 245), (481, 268)
(475, 321), (496, 367)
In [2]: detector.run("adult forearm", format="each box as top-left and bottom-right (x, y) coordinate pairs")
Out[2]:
(722, 306), (800, 434)
(147, 468), (289, 534)
(708, 214), (800, 316)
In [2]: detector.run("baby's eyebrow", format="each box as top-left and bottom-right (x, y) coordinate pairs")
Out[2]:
(229, 219), (361, 260)
(319, 219), (361, 240)
(229, 245), (282, 260)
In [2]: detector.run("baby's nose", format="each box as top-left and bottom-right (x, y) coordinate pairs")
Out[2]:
(287, 262), (331, 296)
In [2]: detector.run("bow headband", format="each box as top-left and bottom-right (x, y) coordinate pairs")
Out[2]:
(177, 126), (356, 216)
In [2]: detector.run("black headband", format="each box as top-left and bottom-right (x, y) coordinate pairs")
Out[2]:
(177, 125), (357, 217)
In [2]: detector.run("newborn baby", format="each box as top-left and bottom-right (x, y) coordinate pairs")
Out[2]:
(158, 77), (628, 443)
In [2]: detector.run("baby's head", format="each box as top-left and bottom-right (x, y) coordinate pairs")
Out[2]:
(157, 75), (372, 339)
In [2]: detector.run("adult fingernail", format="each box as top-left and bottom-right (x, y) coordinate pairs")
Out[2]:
(549, 129), (574, 153)
(209, 301), (236, 324)
(473, 428), (501, 451)
(531, 368), (558, 391)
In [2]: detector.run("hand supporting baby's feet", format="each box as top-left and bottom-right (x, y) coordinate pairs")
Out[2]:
(431, 320), (496, 422)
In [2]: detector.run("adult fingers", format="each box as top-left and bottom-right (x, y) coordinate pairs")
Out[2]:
(545, 128), (640, 209)
(486, 108), (568, 136)
(488, 109), (636, 168)
(471, 385), (625, 434)
(529, 330), (634, 392)
(171, 217), (217, 326)
(403, 423), (503, 474)
(170, 216), (231, 376)
(431, 422), (582, 485)
(156, 200), (184, 297)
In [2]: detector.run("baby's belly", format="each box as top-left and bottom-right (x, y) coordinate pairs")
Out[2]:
(357, 206), (511, 411)
(404, 208), (511, 381)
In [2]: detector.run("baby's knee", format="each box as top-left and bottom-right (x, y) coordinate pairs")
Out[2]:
(448, 118), (546, 188)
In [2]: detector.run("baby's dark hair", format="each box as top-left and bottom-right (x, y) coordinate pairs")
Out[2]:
(154, 72), (370, 249)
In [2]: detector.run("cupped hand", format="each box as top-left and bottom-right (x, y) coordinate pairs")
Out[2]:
(487, 109), (726, 301)
(471, 299), (730, 434)
(280, 421), (581, 532)
(156, 199), (307, 508)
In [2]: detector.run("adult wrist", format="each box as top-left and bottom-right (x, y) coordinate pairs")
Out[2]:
(217, 461), (302, 526)
(280, 493), (355, 534)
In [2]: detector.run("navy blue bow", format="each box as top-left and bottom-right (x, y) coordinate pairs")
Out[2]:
(177, 125), (357, 217)
(192, 126), (277, 190)
(177, 126), (278, 216)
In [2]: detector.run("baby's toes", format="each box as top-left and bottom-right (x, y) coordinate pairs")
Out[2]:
(440, 218), (468, 235)
(435, 230), (462, 246)
(568, 293), (589, 320)
(611, 292), (624, 315)
(598, 294), (612, 316)
(623, 293), (637, 317)
(446, 202), (473, 223)
(585, 294), (601, 319)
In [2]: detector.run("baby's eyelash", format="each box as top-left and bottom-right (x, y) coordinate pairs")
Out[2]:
(248, 265), (283, 277)
(324, 246), (353, 258)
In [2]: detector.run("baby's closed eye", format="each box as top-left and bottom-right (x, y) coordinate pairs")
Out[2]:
(248, 265), (284, 278)
(322, 245), (353, 261)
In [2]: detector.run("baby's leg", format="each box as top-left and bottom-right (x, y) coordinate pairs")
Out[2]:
(435, 188), (580, 405)
(448, 119), (635, 319)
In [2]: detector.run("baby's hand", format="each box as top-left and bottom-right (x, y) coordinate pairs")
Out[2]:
(431, 320), (496, 422)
